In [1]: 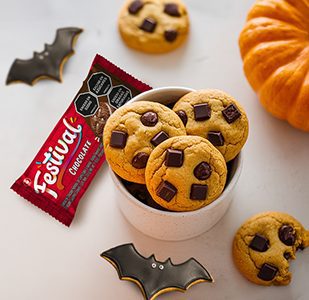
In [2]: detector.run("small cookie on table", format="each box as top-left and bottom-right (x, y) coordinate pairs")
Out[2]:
(233, 211), (309, 286)
(118, 0), (190, 54)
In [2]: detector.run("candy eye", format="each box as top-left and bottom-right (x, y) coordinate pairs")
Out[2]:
(159, 265), (164, 270)
(151, 263), (157, 269)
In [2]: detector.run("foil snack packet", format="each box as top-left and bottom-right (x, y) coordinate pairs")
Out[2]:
(11, 54), (151, 226)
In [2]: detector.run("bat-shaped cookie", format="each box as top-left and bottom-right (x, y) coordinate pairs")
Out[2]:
(101, 243), (213, 300)
(6, 27), (83, 86)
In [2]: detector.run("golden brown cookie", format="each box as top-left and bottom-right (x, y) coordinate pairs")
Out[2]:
(145, 136), (227, 211)
(118, 0), (190, 54)
(233, 212), (309, 286)
(103, 101), (186, 184)
(173, 89), (249, 162)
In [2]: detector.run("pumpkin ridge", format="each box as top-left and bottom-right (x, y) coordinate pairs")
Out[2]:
(247, 0), (306, 30)
(239, 17), (308, 58)
(243, 40), (305, 90)
(259, 49), (309, 120)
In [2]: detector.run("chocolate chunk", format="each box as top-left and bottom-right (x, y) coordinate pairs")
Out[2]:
(151, 131), (169, 146)
(141, 111), (158, 127)
(249, 234), (269, 252)
(190, 184), (208, 200)
(279, 225), (296, 246)
(222, 104), (241, 124)
(164, 30), (178, 42)
(176, 110), (188, 126)
(207, 131), (224, 146)
(110, 130), (128, 149)
(297, 244), (305, 251)
(194, 104), (211, 121)
(140, 18), (157, 33)
(132, 152), (149, 169)
(128, 0), (144, 14)
(194, 162), (212, 180)
(284, 252), (291, 260)
(164, 3), (181, 17)
(156, 181), (177, 202)
(257, 264), (278, 281)
(165, 149), (184, 167)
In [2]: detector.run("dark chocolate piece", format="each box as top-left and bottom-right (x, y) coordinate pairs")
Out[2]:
(141, 111), (158, 127)
(257, 264), (278, 281)
(128, 0), (144, 14)
(140, 18), (157, 33)
(110, 130), (128, 149)
(165, 149), (184, 167)
(279, 225), (296, 246)
(194, 104), (211, 121)
(101, 243), (213, 300)
(123, 181), (167, 211)
(89, 102), (111, 137)
(207, 131), (224, 146)
(164, 3), (181, 17)
(156, 181), (177, 202)
(164, 30), (178, 42)
(6, 27), (83, 86)
(297, 244), (305, 251)
(151, 131), (169, 146)
(132, 152), (149, 169)
(284, 252), (291, 260)
(249, 234), (269, 252)
(222, 104), (241, 124)
(190, 184), (208, 200)
(176, 110), (188, 126)
(194, 162), (212, 180)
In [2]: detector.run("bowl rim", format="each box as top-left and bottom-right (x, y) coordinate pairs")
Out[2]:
(109, 86), (244, 218)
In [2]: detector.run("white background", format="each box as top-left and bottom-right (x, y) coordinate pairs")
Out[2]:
(0, 1), (308, 299)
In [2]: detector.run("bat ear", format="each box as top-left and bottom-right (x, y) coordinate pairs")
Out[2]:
(163, 258), (173, 265)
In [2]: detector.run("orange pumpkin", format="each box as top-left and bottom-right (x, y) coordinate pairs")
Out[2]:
(239, 0), (309, 131)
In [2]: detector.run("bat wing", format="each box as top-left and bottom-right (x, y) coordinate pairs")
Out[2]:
(153, 258), (213, 296)
(101, 244), (150, 298)
(6, 27), (82, 85)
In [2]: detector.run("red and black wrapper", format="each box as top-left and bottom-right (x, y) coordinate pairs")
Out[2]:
(11, 54), (151, 226)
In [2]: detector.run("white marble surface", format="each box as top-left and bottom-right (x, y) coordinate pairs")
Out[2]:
(0, 1), (308, 299)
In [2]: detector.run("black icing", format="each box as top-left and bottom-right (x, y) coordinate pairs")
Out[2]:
(101, 243), (213, 300)
(6, 27), (83, 85)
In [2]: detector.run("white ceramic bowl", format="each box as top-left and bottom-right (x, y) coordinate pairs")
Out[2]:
(109, 87), (243, 241)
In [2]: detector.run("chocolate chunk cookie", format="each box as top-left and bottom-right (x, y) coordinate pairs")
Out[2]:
(173, 89), (249, 162)
(103, 101), (186, 184)
(145, 136), (227, 211)
(89, 101), (112, 138)
(118, 0), (190, 54)
(233, 212), (309, 286)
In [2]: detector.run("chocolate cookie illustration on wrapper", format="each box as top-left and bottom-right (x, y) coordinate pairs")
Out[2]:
(89, 101), (113, 138)
(233, 212), (309, 286)
(118, 0), (190, 53)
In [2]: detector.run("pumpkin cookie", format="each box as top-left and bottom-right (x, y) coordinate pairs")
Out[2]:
(173, 89), (249, 162)
(233, 212), (309, 286)
(103, 101), (186, 184)
(145, 136), (227, 211)
(118, 0), (190, 54)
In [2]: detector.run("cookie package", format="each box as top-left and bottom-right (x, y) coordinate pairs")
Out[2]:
(11, 54), (151, 226)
